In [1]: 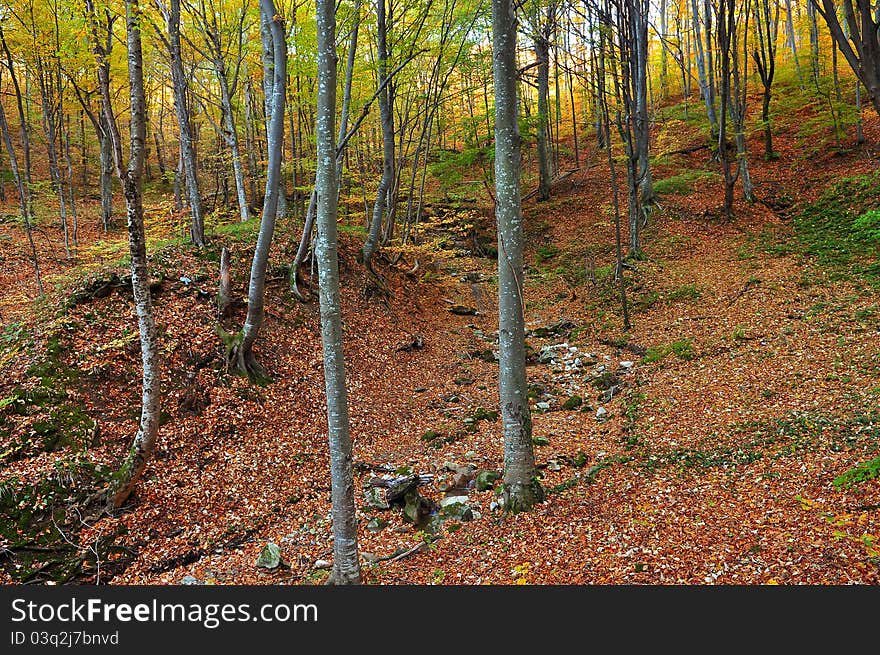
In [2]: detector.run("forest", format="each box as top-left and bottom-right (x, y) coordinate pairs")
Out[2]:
(0, 0), (878, 586)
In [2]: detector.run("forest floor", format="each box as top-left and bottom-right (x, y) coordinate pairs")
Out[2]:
(1, 94), (879, 585)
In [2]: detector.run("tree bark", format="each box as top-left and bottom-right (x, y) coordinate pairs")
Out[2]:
(363, 0), (395, 269)
(95, 0), (162, 509)
(535, 15), (552, 202)
(492, 0), (544, 513)
(0, 65), (43, 294)
(168, 0), (205, 246)
(230, 0), (287, 379)
(315, 0), (362, 585)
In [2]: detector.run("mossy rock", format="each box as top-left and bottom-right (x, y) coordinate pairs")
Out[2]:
(562, 395), (583, 410)
(476, 469), (502, 491)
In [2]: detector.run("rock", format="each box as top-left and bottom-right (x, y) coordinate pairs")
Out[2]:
(313, 559), (332, 570)
(475, 469), (502, 491)
(364, 487), (391, 510)
(362, 552), (380, 564)
(421, 429), (442, 442)
(562, 395), (583, 410)
(472, 407), (499, 422)
(533, 436), (550, 446)
(596, 407), (608, 420)
(465, 450), (478, 460)
(366, 517), (387, 532)
(449, 304), (478, 316)
(180, 575), (201, 585)
(536, 401), (551, 411)
(442, 503), (474, 522)
(256, 542), (282, 569)
(538, 348), (555, 364)
(547, 460), (562, 471)
(440, 495), (470, 507)
(453, 470), (476, 489)
(620, 361), (634, 369)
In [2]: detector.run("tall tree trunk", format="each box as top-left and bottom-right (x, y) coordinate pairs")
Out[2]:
(95, 0), (162, 509)
(492, 0), (544, 513)
(0, 66), (43, 294)
(691, 0), (718, 135)
(289, 0), (361, 301)
(62, 114), (79, 252)
(634, 0), (654, 205)
(535, 22), (552, 202)
(168, 0), (205, 246)
(100, 118), (114, 229)
(217, 64), (249, 223)
(363, 0), (394, 269)
(785, 0), (804, 87)
(35, 56), (71, 259)
(315, 0), (361, 585)
(229, 0), (287, 379)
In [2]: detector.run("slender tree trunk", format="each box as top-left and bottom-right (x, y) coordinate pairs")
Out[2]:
(62, 114), (79, 252)
(217, 66), (249, 223)
(230, 0), (287, 378)
(535, 25), (552, 202)
(315, 0), (361, 585)
(363, 0), (394, 269)
(785, 0), (804, 87)
(289, 0), (361, 301)
(98, 0), (162, 509)
(492, 0), (544, 513)
(35, 56), (71, 259)
(634, 0), (654, 205)
(168, 0), (205, 246)
(0, 68), (43, 294)
(691, 0), (718, 135)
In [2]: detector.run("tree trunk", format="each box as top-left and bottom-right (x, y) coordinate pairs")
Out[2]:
(100, 118), (114, 230)
(35, 56), (71, 259)
(217, 65), (249, 223)
(535, 26), (552, 202)
(315, 0), (362, 585)
(168, 0), (205, 246)
(290, 0), (361, 301)
(230, 0), (287, 379)
(0, 66), (43, 294)
(492, 0), (544, 513)
(99, 0), (162, 509)
(691, 0), (718, 135)
(363, 0), (395, 269)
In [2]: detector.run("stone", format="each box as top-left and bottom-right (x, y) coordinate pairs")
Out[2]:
(180, 575), (201, 585)
(364, 487), (391, 510)
(440, 495), (470, 507)
(562, 395), (583, 410)
(366, 517), (387, 532)
(313, 559), (332, 570)
(620, 361), (634, 369)
(475, 469), (502, 491)
(547, 460), (562, 471)
(596, 407), (608, 420)
(533, 436), (550, 446)
(256, 542), (282, 569)
(536, 401), (551, 411)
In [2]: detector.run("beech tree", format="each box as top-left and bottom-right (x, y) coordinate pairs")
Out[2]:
(87, 0), (162, 508)
(492, 0), (544, 512)
(815, 0), (880, 118)
(226, 0), (286, 378)
(315, 0), (361, 585)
